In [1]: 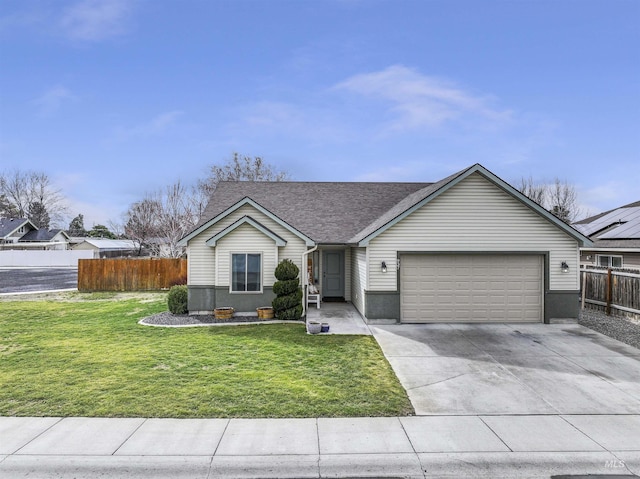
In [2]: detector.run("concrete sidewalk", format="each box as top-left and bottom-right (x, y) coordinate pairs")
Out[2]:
(1, 415), (639, 478)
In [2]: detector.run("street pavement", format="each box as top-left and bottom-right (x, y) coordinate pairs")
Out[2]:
(0, 268), (77, 294)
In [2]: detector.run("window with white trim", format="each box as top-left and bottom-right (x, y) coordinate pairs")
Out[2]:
(231, 253), (262, 292)
(597, 255), (623, 268)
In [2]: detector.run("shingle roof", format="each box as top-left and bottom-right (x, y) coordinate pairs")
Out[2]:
(19, 229), (68, 242)
(198, 182), (432, 244)
(189, 163), (591, 246)
(0, 217), (31, 238)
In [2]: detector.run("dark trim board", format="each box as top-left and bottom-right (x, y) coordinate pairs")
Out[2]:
(364, 290), (400, 322)
(545, 290), (581, 321)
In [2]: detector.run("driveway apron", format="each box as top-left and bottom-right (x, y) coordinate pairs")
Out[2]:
(371, 323), (640, 416)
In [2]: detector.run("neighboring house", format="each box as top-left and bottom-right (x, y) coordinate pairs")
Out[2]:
(178, 164), (591, 323)
(72, 239), (140, 258)
(0, 217), (69, 250)
(146, 237), (185, 258)
(573, 201), (640, 270)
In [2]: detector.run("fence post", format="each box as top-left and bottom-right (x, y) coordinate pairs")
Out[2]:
(581, 268), (586, 310)
(606, 268), (612, 316)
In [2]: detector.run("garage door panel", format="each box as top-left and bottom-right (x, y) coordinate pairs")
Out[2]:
(400, 254), (542, 323)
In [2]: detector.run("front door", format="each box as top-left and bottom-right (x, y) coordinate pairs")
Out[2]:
(323, 250), (345, 299)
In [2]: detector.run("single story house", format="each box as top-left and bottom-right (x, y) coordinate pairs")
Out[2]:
(573, 201), (640, 270)
(178, 164), (591, 323)
(0, 217), (69, 250)
(71, 238), (140, 258)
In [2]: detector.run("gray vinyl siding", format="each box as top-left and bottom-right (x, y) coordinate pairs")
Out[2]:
(368, 172), (580, 292)
(350, 247), (367, 316)
(187, 204), (307, 287)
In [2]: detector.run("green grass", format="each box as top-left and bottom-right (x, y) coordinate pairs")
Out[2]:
(0, 293), (413, 418)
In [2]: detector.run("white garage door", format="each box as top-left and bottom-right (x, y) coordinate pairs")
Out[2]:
(400, 254), (543, 323)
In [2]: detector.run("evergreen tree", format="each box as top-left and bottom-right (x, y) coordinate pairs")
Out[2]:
(68, 214), (87, 236)
(27, 201), (50, 229)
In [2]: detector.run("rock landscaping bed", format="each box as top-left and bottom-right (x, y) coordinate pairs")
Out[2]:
(579, 308), (640, 349)
(140, 311), (302, 327)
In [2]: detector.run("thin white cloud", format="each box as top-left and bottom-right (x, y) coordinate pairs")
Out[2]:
(229, 101), (352, 144)
(113, 110), (184, 141)
(33, 85), (78, 116)
(334, 65), (512, 132)
(60, 0), (132, 42)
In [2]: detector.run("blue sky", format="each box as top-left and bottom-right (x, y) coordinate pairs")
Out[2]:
(1, 0), (639, 228)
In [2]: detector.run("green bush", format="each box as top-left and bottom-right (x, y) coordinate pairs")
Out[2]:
(277, 304), (303, 320)
(168, 285), (188, 315)
(272, 259), (302, 320)
(272, 279), (299, 296)
(274, 259), (299, 281)
(272, 288), (302, 311)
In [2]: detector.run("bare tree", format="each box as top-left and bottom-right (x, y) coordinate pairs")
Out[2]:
(157, 181), (199, 258)
(517, 176), (547, 206)
(124, 197), (162, 256)
(517, 176), (581, 223)
(197, 153), (290, 200)
(547, 178), (581, 223)
(0, 169), (68, 227)
(123, 182), (199, 258)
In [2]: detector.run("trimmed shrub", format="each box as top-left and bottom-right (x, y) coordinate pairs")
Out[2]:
(277, 304), (303, 321)
(167, 285), (188, 315)
(272, 259), (302, 320)
(272, 288), (303, 311)
(272, 279), (299, 296)
(274, 259), (299, 281)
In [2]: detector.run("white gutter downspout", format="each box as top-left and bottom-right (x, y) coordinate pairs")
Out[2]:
(301, 245), (318, 319)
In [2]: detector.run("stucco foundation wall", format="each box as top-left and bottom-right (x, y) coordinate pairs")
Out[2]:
(187, 285), (276, 313)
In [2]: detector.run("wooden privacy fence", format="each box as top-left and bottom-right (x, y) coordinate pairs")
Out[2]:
(78, 258), (187, 292)
(581, 267), (640, 317)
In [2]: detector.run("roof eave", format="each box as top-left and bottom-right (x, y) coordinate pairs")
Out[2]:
(178, 197), (315, 247)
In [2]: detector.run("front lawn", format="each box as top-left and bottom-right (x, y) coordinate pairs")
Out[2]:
(0, 293), (413, 418)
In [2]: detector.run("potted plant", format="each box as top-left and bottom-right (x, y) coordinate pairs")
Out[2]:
(256, 306), (274, 319)
(214, 307), (234, 320)
(307, 320), (322, 334)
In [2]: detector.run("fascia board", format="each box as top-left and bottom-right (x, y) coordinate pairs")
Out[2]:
(178, 197), (314, 247)
(205, 215), (287, 247)
(580, 247), (640, 253)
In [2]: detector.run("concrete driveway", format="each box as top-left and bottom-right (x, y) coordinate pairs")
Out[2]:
(371, 322), (640, 415)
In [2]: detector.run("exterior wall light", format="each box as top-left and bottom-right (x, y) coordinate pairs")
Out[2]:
(381, 261), (388, 273)
(561, 261), (569, 273)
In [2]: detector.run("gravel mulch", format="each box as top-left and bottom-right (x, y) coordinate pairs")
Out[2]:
(139, 311), (302, 327)
(578, 308), (640, 350)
